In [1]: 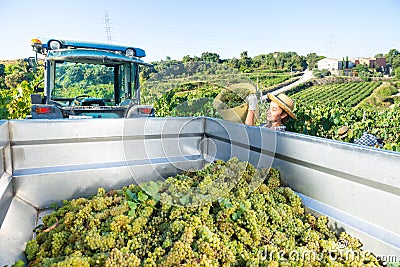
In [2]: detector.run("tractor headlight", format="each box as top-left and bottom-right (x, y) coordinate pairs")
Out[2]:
(49, 40), (61, 50)
(125, 48), (135, 57)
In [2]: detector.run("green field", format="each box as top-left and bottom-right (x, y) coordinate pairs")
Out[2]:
(287, 81), (382, 107)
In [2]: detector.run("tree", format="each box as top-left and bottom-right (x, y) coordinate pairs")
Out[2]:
(265, 54), (277, 69)
(374, 53), (384, 58)
(312, 69), (320, 77)
(306, 53), (318, 70)
(395, 67), (400, 79)
(321, 69), (331, 77)
(227, 57), (239, 69)
(0, 64), (5, 76)
(238, 51), (252, 72)
(182, 55), (192, 63)
(275, 52), (287, 69)
(354, 64), (369, 73)
(391, 56), (400, 71)
(342, 57), (345, 71)
(200, 52), (220, 63)
(0, 64), (5, 89)
(384, 49), (400, 69)
(4, 60), (34, 89)
(251, 56), (262, 69)
(354, 64), (371, 80)
(240, 51), (249, 59)
(312, 68), (330, 78)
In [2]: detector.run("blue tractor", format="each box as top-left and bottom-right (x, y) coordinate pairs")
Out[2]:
(28, 38), (154, 119)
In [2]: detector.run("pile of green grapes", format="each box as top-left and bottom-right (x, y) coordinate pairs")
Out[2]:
(219, 87), (252, 109)
(26, 158), (382, 266)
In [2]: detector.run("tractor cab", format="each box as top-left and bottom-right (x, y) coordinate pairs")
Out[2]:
(29, 38), (154, 119)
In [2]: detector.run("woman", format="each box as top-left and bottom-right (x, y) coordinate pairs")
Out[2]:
(245, 93), (296, 131)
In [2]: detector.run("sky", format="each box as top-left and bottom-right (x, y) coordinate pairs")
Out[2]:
(0, 0), (399, 62)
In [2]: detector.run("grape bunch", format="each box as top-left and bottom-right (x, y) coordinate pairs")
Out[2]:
(219, 87), (253, 109)
(25, 158), (383, 266)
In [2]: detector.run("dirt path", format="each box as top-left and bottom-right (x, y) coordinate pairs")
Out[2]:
(261, 70), (313, 100)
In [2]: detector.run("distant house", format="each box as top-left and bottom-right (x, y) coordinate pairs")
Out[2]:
(317, 58), (355, 75)
(375, 58), (387, 68)
(317, 58), (341, 73)
(359, 57), (375, 68)
(358, 57), (386, 68)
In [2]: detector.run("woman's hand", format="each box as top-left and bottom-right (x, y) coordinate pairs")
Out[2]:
(246, 94), (258, 111)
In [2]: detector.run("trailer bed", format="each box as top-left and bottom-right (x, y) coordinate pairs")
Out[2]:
(0, 118), (399, 265)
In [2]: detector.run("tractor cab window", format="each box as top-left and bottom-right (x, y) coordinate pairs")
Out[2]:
(52, 61), (138, 106)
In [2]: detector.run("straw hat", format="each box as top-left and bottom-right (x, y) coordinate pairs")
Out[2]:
(338, 126), (349, 138)
(267, 93), (296, 119)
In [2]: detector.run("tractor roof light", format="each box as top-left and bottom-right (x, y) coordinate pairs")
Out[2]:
(30, 38), (42, 47)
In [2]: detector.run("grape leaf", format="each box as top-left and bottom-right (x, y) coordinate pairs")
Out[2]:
(179, 194), (191, 205)
(128, 201), (137, 210)
(141, 181), (159, 197)
(138, 190), (149, 202)
(125, 189), (137, 201)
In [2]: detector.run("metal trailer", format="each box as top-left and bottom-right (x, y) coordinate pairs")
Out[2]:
(0, 117), (399, 265)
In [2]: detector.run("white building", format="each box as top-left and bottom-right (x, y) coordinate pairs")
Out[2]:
(317, 58), (341, 72)
(317, 58), (355, 75)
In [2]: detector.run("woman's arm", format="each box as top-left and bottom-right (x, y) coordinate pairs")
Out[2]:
(245, 109), (256, 126)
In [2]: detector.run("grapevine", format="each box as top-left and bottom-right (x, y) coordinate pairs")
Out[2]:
(288, 81), (382, 107)
(285, 102), (400, 151)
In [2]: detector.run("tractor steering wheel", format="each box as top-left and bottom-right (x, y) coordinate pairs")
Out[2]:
(73, 95), (92, 106)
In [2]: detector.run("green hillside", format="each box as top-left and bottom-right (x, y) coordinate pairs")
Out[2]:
(287, 81), (382, 107)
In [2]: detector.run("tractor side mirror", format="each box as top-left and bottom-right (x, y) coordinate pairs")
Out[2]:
(31, 94), (43, 104)
(24, 57), (38, 72)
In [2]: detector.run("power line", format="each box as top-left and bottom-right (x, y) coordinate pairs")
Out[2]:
(103, 10), (112, 43)
(328, 33), (336, 57)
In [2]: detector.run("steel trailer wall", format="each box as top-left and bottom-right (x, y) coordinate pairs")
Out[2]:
(0, 118), (399, 265)
(0, 121), (12, 230)
(204, 119), (400, 259)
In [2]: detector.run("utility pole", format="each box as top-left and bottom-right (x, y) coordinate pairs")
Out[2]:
(328, 33), (335, 57)
(104, 10), (112, 43)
